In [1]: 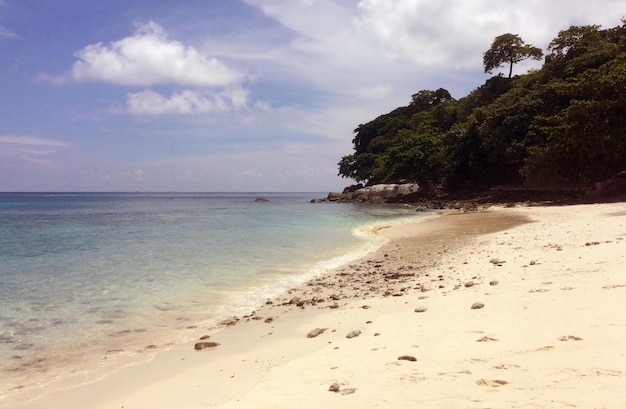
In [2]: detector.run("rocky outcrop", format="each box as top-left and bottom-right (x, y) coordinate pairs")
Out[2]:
(317, 183), (421, 204)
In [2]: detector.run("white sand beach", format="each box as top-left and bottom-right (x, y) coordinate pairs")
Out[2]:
(14, 202), (626, 409)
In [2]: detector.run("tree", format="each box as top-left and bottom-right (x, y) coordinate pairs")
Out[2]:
(410, 88), (453, 111)
(483, 33), (543, 78)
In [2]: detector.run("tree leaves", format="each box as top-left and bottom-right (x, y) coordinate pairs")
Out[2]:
(483, 33), (543, 78)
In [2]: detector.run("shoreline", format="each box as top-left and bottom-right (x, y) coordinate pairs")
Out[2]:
(13, 203), (626, 408)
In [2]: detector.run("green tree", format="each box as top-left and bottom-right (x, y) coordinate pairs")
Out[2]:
(483, 33), (543, 78)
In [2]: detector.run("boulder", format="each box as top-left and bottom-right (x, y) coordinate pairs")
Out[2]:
(317, 183), (420, 203)
(352, 183), (420, 203)
(327, 192), (353, 201)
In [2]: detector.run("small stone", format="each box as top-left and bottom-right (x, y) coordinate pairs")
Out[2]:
(476, 379), (508, 387)
(307, 328), (327, 338)
(346, 330), (361, 339)
(398, 355), (417, 362)
(328, 383), (340, 392)
(264, 317), (274, 323)
(464, 281), (475, 288)
(194, 342), (220, 350)
(471, 302), (485, 310)
(476, 336), (499, 342)
(489, 280), (499, 286)
(414, 307), (428, 313)
(558, 335), (583, 341)
(199, 335), (211, 340)
(219, 317), (239, 326)
(529, 260), (536, 266)
(341, 388), (357, 395)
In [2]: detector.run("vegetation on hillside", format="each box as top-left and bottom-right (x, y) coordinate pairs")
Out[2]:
(338, 21), (626, 194)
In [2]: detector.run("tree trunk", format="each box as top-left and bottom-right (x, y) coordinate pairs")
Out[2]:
(508, 60), (513, 78)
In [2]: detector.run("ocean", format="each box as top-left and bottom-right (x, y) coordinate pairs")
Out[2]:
(0, 192), (423, 403)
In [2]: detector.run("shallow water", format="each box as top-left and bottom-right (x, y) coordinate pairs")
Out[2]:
(0, 192), (424, 402)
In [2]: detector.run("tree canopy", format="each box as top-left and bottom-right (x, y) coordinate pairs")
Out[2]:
(338, 22), (626, 193)
(483, 33), (543, 78)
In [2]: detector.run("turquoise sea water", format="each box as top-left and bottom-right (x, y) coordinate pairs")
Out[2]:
(0, 192), (423, 402)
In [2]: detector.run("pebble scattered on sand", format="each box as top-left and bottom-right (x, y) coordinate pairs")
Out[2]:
(307, 328), (327, 338)
(414, 307), (428, 313)
(346, 330), (361, 339)
(194, 342), (220, 350)
(219, 317), (239, 327)
(558, 335), (583, 341)
(471, 302), (485, 309)
(328, 383), (356, 395)
(476, 379), (508, 387)
(398, 355), (417, 362)
(476, 336), (499, 342)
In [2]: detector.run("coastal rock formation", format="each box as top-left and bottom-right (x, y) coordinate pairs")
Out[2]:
(319, 183), (421, 204)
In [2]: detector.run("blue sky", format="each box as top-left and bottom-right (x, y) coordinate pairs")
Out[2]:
(0, 1), (623, 192)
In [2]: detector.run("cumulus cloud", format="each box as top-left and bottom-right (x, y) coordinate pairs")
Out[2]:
(72, 21), (243, 87)
(247, 0), (625, 81)
(62, 21), (253, 117)
(127, 87), (248, 116)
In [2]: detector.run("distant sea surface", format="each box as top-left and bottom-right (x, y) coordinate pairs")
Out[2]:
(0, 192), (424, 402)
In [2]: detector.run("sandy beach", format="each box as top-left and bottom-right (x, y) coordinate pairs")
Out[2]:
(13, 202), (626, 409)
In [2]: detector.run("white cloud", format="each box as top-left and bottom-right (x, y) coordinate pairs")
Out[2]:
(72, 21), (243, 87)
(126, 87), (248, 116)
(0, 135), (68, 148)
(242, 169), (264, 178)
(0, 135), (68, 168)
(129, 90), (221, 116)
(0, 24), (17, 40)
(246, 0), (625, 85)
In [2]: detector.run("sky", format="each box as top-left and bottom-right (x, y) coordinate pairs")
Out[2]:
(0, 1), (623, 192)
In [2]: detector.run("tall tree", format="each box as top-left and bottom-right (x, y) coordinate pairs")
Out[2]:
(483, 33), (543, 78)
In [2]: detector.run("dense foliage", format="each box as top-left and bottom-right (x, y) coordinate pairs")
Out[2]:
(338, 22), (626, 193)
